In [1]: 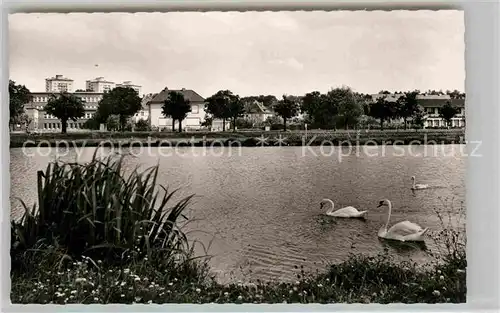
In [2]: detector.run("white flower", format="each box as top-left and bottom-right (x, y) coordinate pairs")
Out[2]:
(295, 281), (300, 285)
(224, 292), (229, 297)
(94, 297), (98, 301)
(134, 277), (141, 282)
(120, 281), (126, 286)
(457, 269), (465, 274)
(168, 282), (173, 286)
(237, 295), (243, 301)
(75, 278), (86, 283)
(121, 294), (125, 297)
(433, 290), (441, 296)
(124, 269), (130, 274)
(317, 284), (323, 288)
(70, 290), (77, 295)
(439, 275), (445, 280)
(437, 270), (442, 274)
(195, 288), (201, 293)
(148, 300), (153, 304)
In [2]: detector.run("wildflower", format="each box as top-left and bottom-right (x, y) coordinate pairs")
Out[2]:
(295, 281), (300, 285)
(317, 284), (323, 288)
(70, 290), (77, 295)
(289, 290), (293, 294)
(94, 297), (98, 301)
(432, 290), (441, 296)
(196, 288), (201, 293)
(372, 292), (377, 297)
(457, 269), (465, 274)
(148, 300), (153, 304)
(124, 269), (130, 274)
(75, 278), (87, 283)
(439, 275), (445, 280)
(120, 281), (126, 287)
(283, 300), (287, 304)
(144, 257), (148, 261)
(437, 270), (442, 274)
(135, 297), (142, 302)
(224, 292), (229, 297)
(168, 282), (173, 286)
(134, 277), (141, 282)
(77, 262), (82, 266)
(237, 295), (243, 301)
(121, 294), (125, 298)
(293, 286), (298, 292)
(303, 290), (308, 296)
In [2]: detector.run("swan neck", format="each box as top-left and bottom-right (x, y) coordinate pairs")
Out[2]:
(385, 201), (392, 230)
(326, 199), (334, 213)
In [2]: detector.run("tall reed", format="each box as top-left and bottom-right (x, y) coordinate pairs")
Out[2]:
(11, 150), (195, 271)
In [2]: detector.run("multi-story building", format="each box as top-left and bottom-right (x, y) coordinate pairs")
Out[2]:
(85, 77), (116, 93)
(45, 74), (74, 93)
(25, 91), (102, 132)
(370, 93), (466, 128)
(116, 81), (142, 96)
(147, 87), (206, 131)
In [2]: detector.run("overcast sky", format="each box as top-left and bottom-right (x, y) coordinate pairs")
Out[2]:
(9, 10), (464, 97)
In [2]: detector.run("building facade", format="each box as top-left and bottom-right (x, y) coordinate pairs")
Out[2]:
(370, 93), (466, 128)
(147, 87), (206, 131)
(85, 77), (116, 93)
(45, 75), (74, 93)
(116, 81), (142, 96)
(243, 100), (274, 124)
(25, 91), (102, 132)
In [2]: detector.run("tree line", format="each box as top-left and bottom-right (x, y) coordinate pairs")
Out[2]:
(8, 80), (464, 134)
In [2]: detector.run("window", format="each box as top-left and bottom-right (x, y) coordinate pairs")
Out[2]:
(191, 105), (199, 114)
(44, 123), (47, 129)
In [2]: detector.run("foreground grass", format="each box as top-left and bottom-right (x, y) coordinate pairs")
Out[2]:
(10, 152), (466, 304)
(11, 250), (465, 304)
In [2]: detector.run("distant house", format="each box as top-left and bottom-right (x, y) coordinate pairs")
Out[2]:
(243, 100), (274, 124)
(131, 93), (156, 124)
(147, 87), (206, 131)
(370, 93), (466, 128)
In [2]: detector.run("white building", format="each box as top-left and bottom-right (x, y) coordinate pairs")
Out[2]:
(243, 100), (274, 124)
(85, 77), (116, 93)
(116, 81), (142, 96)
(131, 93), (155, 124)
(147, 87), (206, 131)
(45, 75), (74, 93)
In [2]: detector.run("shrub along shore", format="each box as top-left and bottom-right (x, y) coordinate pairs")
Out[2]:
(10, 152), (466, 304)
(11, 129), (465, 148)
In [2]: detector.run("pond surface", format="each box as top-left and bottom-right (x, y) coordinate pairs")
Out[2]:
(10, 145), (466, 283)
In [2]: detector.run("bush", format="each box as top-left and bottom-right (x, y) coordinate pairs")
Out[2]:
(134, 119), (150, 131)
(11, 151), (199, 273)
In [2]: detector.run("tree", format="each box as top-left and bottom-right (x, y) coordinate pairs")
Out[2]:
(200, 115), (213, 130)
(301, 91), (337, 129)
(44, 92), (85, 134)
(332, 87), (363, 129)
(96, 87), (142, 131)
(368, 96), (395, 130)
(274, 95), (299, 131)
(412, 105), (427, 130)
(162, 91), (192, 132)
(205, 90), (235, 132)
(396, 91), (420, 129)
(439, 101), (460, 127)
(226, 95), (245, 131)
(9, 80), (31, 131)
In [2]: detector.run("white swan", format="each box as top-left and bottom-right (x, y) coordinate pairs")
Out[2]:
(376, 199), (428, 242)
(411, 176), (429, 190)
(320, 198), (367, 218)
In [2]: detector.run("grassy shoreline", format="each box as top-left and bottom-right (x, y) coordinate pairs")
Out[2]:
(10, 152), (466, 304)
(11, 129), (465, 148)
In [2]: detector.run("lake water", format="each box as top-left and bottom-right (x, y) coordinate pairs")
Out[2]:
(10, 145), (466, 283)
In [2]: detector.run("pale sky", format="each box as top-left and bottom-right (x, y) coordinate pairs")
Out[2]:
(9, 10), (465, 98)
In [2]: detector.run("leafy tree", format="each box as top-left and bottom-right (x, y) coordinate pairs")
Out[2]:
(396, 91), (420, 129)
(9, 80), (31, 130)
(301, 91), (337, 129)
(205, 90), (235, 131)
(44, 92), (85, 134)
(439, 101), (460, 127)
(162, 91), (192, 132)
(331, 87), (363, 129)
(82, 117), (100, 130)
(226, 95), (245, 132)
(274, 95), (300, 131)
(106, 115), (120, 131)
(368, 96), (395, 130)
(96, 87), (142, 131)
(412, 105), (427, 130)
(135, 119), (150, 132)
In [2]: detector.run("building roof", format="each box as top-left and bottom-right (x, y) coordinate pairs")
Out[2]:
(149, 87), (205, 104)
(87, 77), (115, 84)
(46, 75), (73, 82)
(141, 93), (157, 110)
(418, 98), (465, 108)
(245, 100), (272, 114)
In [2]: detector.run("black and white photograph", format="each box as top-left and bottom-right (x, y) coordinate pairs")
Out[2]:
(9, 10), (466, 304)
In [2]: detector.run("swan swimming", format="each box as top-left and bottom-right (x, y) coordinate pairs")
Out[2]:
(411, 176), (429, 190)
(376, 199), (428, 242)
(320, 198), (367, 218)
